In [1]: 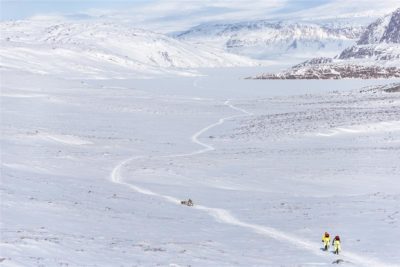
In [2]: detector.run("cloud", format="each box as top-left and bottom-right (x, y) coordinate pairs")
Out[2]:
(28, 14), (66, 21)
(286, 0), (400, 21)
(76, 0), (399, 32)
(8, 0), (400, 33)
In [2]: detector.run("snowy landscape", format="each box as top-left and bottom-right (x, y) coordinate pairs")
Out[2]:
(252, 8), (400, 79)
(1, 1), (400, 266)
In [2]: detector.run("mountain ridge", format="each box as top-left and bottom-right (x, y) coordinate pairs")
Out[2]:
(175, 19), (365, 60)
(0, 20), (256, 78)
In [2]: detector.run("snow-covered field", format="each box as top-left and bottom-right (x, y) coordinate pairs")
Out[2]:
(1, 67), (400, 266)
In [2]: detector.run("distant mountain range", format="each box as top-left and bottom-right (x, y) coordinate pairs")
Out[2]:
(251, 8), (400, 79)
(1, 7), (399, 78)
(175, 20), (365, 60)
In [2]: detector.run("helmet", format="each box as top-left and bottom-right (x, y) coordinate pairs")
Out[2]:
(325, 232), (329, 237)
(335, 236), (340, 240)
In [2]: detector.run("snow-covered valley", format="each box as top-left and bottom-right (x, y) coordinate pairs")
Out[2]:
(2, 1), (400, 266)
(1, 67), (400, 266)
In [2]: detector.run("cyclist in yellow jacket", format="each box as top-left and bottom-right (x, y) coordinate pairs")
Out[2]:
(321, 232), (330, 251)
(332, 235), (341, 254)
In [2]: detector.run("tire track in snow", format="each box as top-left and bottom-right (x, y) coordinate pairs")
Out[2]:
(110, 98), (395, 267)
(111, 99), (249, 198)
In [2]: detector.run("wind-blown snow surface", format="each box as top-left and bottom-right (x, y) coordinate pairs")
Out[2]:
(1, 68), (400, 266)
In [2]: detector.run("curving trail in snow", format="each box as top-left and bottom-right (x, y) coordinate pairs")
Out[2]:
(110, 97), (395, 267)
(111, 99), (250, 199)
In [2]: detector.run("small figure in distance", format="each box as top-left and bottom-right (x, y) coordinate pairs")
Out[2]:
(322, 232), (331, 251)
(332, 235), (341, 254)
(181, 198), (194, 207)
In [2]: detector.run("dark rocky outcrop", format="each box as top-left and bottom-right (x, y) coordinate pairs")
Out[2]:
(251, 65), (400, 79)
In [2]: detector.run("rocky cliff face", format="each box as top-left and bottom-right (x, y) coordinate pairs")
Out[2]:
(339, 8), (400, 60)
(356, 13), (392, 45)
(338, 43), (400, 60)
(381, 8), (400, 43)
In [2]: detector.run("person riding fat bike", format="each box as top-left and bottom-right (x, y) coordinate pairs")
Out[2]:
(332, 235), (341, 254)
(322, 232), (330, 251)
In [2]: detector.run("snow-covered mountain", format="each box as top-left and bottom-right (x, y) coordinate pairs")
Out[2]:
(356, 12), (394, 45)
(251, 8), (400, 79)
(0, 21), (255, 78)
(356, 7), (400, 45)
(175, 20), (364, 60)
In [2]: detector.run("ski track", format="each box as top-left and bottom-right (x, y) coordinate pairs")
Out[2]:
(110, 94), (395, 267)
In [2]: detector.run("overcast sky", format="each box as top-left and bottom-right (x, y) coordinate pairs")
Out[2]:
(1, 0), (398, 32)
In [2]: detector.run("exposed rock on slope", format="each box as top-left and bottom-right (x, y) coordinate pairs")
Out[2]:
(252, 64), (400, 79)
(360, 83), (400, 93)
(358, 8), (400, 45)
(356, 12), (393, 45)
(382, 8), (400, 43)
(339, 8), (400, 61)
